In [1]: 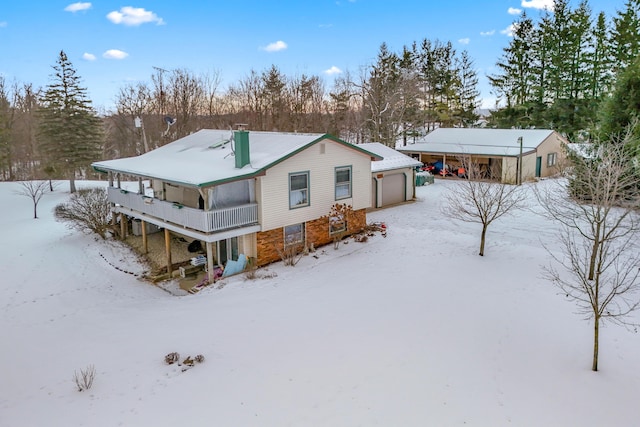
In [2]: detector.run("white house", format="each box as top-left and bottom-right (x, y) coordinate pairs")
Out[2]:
(92, 129), (381, 282)
(399, 128), (567, 184)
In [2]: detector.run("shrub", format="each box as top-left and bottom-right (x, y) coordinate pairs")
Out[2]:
(54, 187), (112, 239)
(276, 243), (304, 266)
(74, 364), (96, 392)
(164, 352), (180, 365)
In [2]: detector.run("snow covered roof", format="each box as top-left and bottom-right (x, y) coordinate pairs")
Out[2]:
(359, 142), (423, 172)
(93, 129), (381, 187)
(398, 128), (560, 157)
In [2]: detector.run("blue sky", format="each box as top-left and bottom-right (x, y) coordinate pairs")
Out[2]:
(0, 0), (623, 112)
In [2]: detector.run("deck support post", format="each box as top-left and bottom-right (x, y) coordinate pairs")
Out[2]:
(206, 242), (215, 283)
(164, 228), (172, 278)
(120, 213), (126, 239)
(141, 220), (148, 254)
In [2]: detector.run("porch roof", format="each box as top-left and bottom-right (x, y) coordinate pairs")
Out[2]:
(398, 128), (557, 157)
(93, 129), (381, 188)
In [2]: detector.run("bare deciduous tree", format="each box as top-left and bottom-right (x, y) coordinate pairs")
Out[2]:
(444, 156), (526, 256)
(535, 136), (640, 371)
(15, 180), (56, 219)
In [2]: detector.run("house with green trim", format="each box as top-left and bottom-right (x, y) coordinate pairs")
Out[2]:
(92, 129), (381, 282)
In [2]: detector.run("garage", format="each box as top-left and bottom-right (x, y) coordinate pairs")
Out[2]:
(381, 173), (406, 205)
(361, 142), (423, 209)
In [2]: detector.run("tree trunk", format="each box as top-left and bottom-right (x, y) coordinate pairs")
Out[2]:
(33, 202), (38, 219)
(69, 176), (76, 193)
(588, 226), (600, 280)
(592, 316), (599, 371)
(479, 224), (487, 256)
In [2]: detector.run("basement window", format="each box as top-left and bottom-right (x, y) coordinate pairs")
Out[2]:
(284, 223), (305, 246)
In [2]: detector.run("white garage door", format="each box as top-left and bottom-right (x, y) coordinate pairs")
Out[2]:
(381, 173), (405, 206)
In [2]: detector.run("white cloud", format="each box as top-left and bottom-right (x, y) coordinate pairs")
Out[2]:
(102, 49), (129, 60)
(458, 38), (470, 45)
(508, 7), (522, 15)
(64, 2), (91, 12)
(480, 30), (495, 36)
(324, 66), (342, 75)
(501, 23), (516, 37)
(521, 0), (554, 10)
(82, 52), (96, 61)
(0, 22), (7, 28)
(262, 40), (287, 52)
(106, 7), (164, 26)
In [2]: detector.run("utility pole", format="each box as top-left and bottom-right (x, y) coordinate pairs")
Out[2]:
(517, 136), (523, 185)
(134, 116), (149, 153)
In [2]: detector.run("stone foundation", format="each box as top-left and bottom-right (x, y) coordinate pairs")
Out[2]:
(255, 208), (367, 266)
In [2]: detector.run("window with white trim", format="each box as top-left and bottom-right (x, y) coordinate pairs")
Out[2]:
(284, 223), (305, 246)
(289, 172), (309, 208)
(547, 152), (557, 167)
(335, 166), (352, 200)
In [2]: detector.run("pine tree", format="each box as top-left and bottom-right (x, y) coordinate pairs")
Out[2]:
(610, 0), (640, 75)
(598, 55), (640, 147)
(488, 12), (535, 108)
(362, 43), (404, 146)
(37, 50), (103, 192)
(453, 50), (480, 127)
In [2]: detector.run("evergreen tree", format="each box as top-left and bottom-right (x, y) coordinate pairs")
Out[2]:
(488, 12), (535, 108)
(362, 43), (404, 146)
(544, 1), (594, 140)
(598, 55), (640, 149)
(398, 45), (422, 143)
(610, 0), (640, 75)
(454, 50), (480, 127)
(37, 51), (103, 192)
(261, 65), (289, 131)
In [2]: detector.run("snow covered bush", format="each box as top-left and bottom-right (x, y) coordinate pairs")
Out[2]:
(164, 352), (180, 365)
(54, 187), (112, 239)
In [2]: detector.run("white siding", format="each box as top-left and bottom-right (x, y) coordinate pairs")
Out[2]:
(258, 139), (372, 231)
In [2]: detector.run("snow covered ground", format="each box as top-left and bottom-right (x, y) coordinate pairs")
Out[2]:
(1, 179), (639, 427)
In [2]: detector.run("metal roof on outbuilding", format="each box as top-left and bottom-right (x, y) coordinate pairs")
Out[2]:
(398, 128), (557, 157)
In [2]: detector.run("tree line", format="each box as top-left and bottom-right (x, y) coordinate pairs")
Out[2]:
(489, 0), (640, 142)
(1, 0), (639, 183)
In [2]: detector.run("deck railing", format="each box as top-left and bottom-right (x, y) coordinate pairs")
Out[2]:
(108, 187), (258, 233)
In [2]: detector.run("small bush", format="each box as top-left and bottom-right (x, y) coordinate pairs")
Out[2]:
(276, 244), (304, 266)
(194, 354), (205, 363)
(74, 364), (96, 392)
(55, 187), (112, 239)
(164, 352), (180, 365)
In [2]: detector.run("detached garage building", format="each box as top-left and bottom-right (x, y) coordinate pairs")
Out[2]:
(398, 128), (567, 184)
(359, 142), (423, 208)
